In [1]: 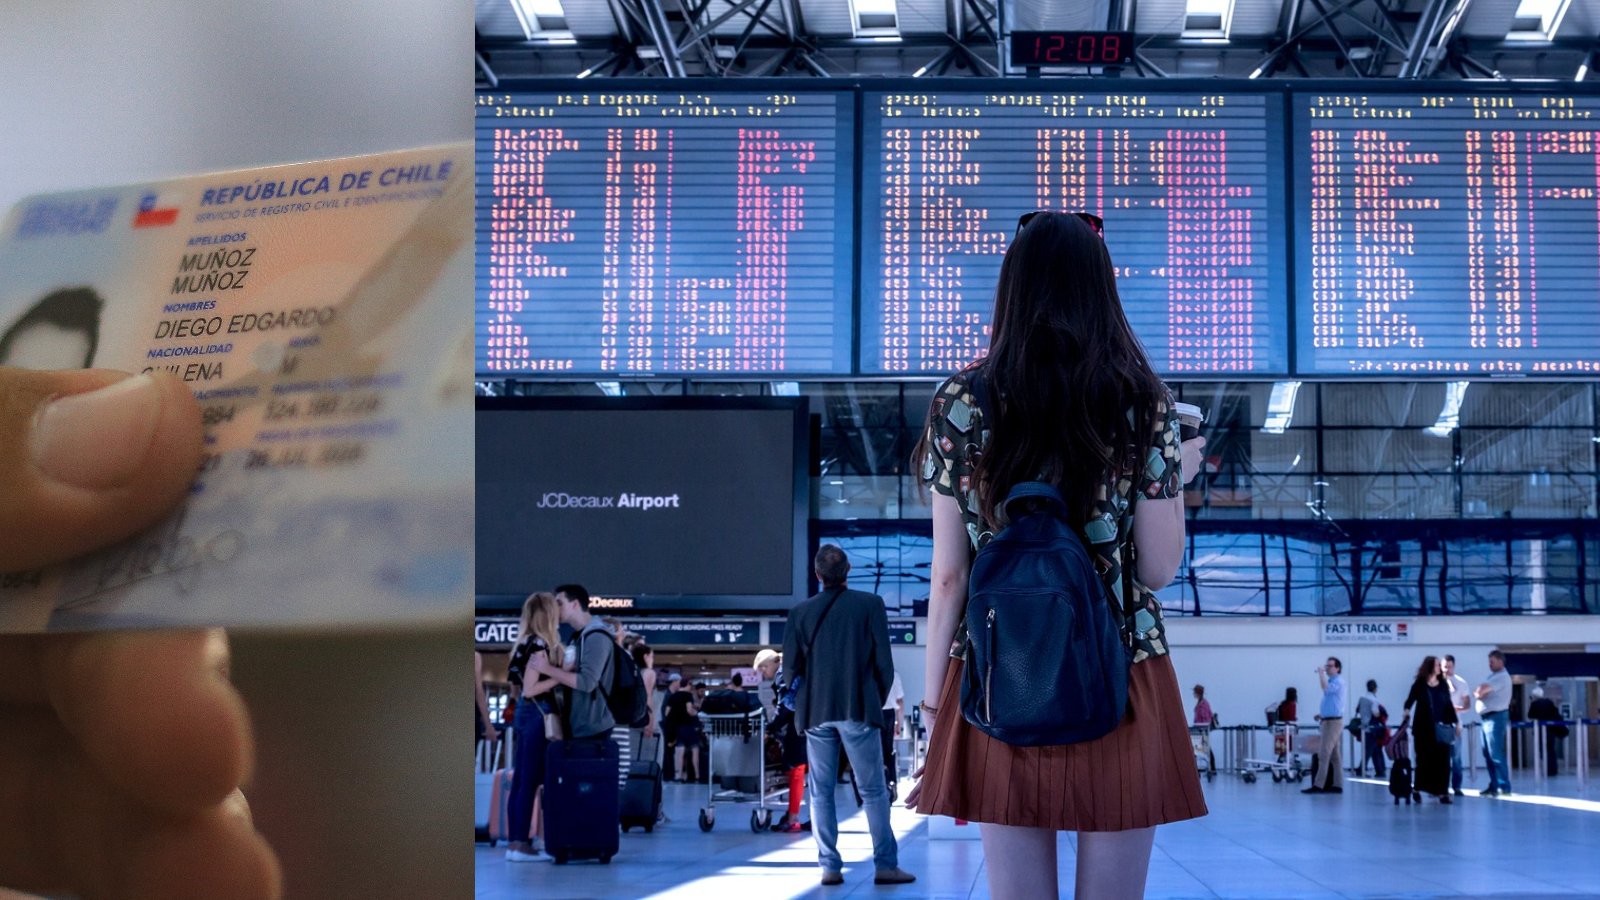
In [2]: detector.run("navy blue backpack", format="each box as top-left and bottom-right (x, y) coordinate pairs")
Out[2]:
(959, 373), (1135, 747)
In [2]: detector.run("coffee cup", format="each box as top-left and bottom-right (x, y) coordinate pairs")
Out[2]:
(1173, 402), (1205, 442)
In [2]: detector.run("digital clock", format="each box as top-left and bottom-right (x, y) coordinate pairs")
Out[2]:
(1010, 31), (1135, 67)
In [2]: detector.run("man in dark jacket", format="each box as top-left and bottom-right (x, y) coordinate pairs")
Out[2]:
(1527, 686), (1566, 777)
(782, 545), (915, 888)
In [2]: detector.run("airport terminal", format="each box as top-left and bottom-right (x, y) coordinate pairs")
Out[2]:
(472, 0), (1600, 896)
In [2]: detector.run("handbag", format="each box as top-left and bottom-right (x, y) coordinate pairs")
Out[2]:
(543, 706), (565, 741)
(1434, 722), (1456, 745)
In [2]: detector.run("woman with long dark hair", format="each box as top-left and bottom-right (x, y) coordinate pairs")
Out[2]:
(906, 212), (1208, 899)
(1403, 655), (1458, 804)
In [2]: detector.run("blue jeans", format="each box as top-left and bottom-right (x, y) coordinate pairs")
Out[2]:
(806, 720), (898, 873)
(1449, 732), (1463, 791)
(509, 698), (550, 843)
(1481, 711), (1512, 793)
(1364, 726), (1387, 778)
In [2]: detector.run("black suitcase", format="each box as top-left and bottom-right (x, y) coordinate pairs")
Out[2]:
(1389, 758), (1416, 805)
(620, 760), (663, 833)
(545, 739), (621, 864)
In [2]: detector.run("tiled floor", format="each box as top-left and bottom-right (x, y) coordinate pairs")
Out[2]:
(477, 772), (1600, 899)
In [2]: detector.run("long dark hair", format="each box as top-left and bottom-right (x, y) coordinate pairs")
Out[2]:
(968, 213), (1164, 528)
(1415, 656), (1439, 685)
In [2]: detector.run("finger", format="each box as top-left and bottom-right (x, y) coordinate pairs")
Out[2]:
(0, 630), (252, 815)
(0, 709), (281, 900)
(0, 368), (204, 572)
(904, 783), (923, 807)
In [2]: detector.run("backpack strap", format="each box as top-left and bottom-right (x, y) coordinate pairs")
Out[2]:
(577, 626), (616, 709)
(1000, 482), (1068, 521)
(967, 364), (1148, 645)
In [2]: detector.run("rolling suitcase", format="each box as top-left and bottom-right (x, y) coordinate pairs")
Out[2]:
(1389, 757), (1416, 805)
(478, 768), (515, 845)
(544, 739), (621, 864)
(620, 759), (663, 833)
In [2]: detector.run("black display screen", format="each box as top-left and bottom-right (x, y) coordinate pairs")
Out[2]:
(1011, 31), (1136, 67)
(475, 398), (808, 609)
(1295, 91), (1600, 375)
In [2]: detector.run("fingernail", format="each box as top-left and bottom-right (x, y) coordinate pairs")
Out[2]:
(29, 375), (164, 489)
(203, 628), (232, 680)
(224, 788), (254, 824)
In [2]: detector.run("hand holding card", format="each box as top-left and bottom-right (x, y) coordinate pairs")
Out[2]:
(0, 145), (474, 631)
(0, 367), (280, 899)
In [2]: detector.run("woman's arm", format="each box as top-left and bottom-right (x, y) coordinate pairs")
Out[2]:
(643, 669), (658, 735)
(531, 652), (578, 689)
(524, 674), (559, 699)
(475, 652), (493, 736)
(1131, 495), (1184, 589)
(924, 493), (971, 715)
(1131, 436), (1205, 589)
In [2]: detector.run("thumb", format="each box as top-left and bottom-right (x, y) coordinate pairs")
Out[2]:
(0, 367), (204, 572)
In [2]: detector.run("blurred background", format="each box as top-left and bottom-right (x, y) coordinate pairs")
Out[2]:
(2, 3), (472, 898)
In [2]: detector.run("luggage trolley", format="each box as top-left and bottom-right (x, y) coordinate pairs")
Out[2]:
(1242, 722), (1308, 784)
(1190, 726), (1217, 782)
(697, 709), (783, 833)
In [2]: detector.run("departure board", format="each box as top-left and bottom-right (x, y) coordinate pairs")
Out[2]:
(860, 91), (1289, 375)
(476, 91), (854, 375)
(1295, 92), (1600, 375)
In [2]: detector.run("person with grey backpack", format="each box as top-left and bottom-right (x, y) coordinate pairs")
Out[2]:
(905, 211), (1209, 900)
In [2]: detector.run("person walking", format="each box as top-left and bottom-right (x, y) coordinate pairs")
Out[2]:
(1277, 687), (1299, 725)
(1304, 657), (1347, 794)
(1441, 655), (1471, 797)
(662, 677), (702, 783)
(881, 671), (906, 798)
(905, 212), (1208, 900)
(753, 649), (810, 832)
(782, 544), (914, 887)
(1476, 649), (1514, 796)
(505, 592), (564, 862)
(630, 644), (663, 768)
(1527, 686), (1565, 777)
(1402, 656), (1459, 805)
(1355, 680), (1386, 778)
(1192, 685), (1214, 729)
(1192, 685), (1217, 773)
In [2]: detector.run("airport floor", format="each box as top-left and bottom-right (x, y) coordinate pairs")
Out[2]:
(477, 772), (1600, 899)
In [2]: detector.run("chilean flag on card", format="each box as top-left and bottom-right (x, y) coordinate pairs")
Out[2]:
(132, 192), (179, 228)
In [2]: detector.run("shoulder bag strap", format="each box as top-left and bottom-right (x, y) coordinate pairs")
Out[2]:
(797, 586), (849, 711)
(801, 587), (847, 665)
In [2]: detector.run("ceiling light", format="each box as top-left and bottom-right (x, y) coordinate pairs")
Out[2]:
(850, 0), (899, 37)
(1506, 0), (1573, 42)
(509, 0), (574, 41)
(1182, 0), (1235, 40)
(596, 381), (623, 397)
(1261, 381), (1302, 434)
(1425, 382), (1470, 438)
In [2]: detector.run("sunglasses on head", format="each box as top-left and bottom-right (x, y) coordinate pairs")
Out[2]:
(1015, 210), (1104, 237)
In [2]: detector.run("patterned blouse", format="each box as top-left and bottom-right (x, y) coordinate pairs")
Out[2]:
(920, 368), (1183, 664)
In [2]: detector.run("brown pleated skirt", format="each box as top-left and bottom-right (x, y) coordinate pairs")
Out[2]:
(915, 653), (1208, 832)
